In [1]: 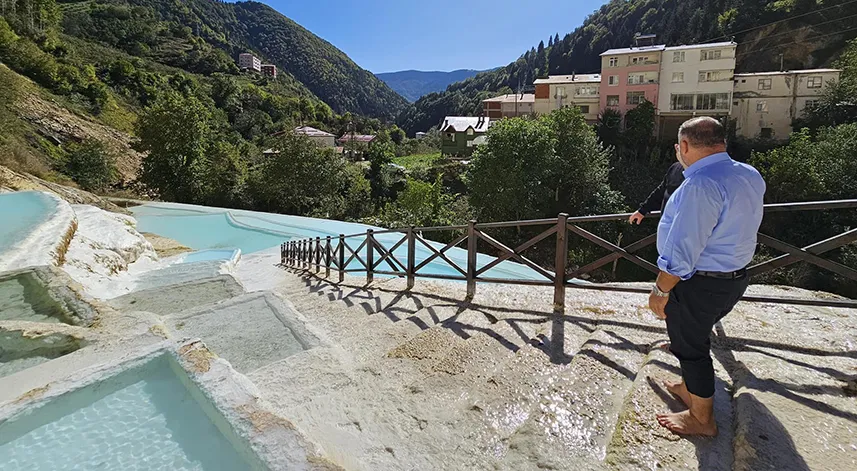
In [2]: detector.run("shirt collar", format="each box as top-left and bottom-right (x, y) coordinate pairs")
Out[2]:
(683, 152), (731, 178)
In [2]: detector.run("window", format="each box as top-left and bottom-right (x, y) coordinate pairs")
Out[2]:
(578, 105), (590, 114)
(696, 93), (730, 110)
(627, 91), (647, 106)
(701, 49), (722, 61)
(608, 75), (619, 86)
(699, 71), (727, 82)
(756, 101), (768, 112)
(673, 51), (686, 63)
(631, 56), (650, 65)
(577, 86), (597, 96)
(606, 95), (620, 106)
(466, 128), (474, 136)
(609, 57), (619, 67)
(672, 72), (684, 83)
(628, 74), (645, 85)
(466, 140), (475, 147)
(670, 94), (695, 111)
(758, 78), (772, 90)
(807, 76), (823, 88)
(555, 86), (567, 98)
(760, 128), (773, 139)
(804, 99), (819, 110)
(446, 132), (455, 142)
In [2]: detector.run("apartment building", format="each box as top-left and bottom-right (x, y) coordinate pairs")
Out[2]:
(600, 44), (665, 116)
(238, 53), (262, 72)
(482, 93), (535, 120)
(656, 42), (736, 137)
(261, 64), (278, 78)
(732, 69), (841, 139)
(533, 74), (601, 122)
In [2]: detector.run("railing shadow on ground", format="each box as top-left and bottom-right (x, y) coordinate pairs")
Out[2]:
(282, 199), (857, 311)
(284, 267), (857, 425)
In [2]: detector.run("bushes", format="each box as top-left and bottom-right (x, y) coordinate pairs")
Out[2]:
(61, 139), (118, 192)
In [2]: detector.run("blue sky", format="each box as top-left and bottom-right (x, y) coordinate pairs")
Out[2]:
(242, 0), (604, 73)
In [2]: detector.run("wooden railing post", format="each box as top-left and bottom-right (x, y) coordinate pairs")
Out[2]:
(302, 239), (308, 270)
(466, 220), (477, 299)
(338, 234), (345, 283)
(314, 237), (321, 272)
(366, 229), (374, 285)
(325, 236), (332, 278)
(554, 213), (569, 313)
(406, 226), (415, 290)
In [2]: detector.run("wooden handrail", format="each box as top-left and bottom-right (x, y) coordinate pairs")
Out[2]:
(281, 199), (857, 310)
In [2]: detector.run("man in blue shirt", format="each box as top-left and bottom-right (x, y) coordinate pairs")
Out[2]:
(648, 117), (766, 436)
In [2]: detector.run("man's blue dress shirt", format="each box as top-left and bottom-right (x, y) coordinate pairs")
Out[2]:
(657, 152), (766, 280)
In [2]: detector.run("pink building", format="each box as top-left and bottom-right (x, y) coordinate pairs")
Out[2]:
(599, 44), (665, 116)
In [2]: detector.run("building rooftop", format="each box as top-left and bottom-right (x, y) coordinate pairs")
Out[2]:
(600, 44), (666, 56)
(533, 74), (601, 85)
(439, 116), (491, 133)
(338, 134), (377, 143)
(482, 93), (536, 104)
(734, 68), (842, 76)
(292, 126), (335, 138)
(664, 41), (737, 51)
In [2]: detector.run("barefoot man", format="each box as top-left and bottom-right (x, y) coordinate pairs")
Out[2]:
(648, 117), (765, 436)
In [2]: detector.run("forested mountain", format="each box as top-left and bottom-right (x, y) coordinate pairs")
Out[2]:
(60, 0), (409, 119)
(398, 0), (857, 134)
(376, 69), (487, 102)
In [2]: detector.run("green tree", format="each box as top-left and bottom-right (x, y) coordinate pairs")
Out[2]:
(469, 108), (620, 222)
(61, 138), (118, 192)
(389, 126), (406, 145)
(366, 141), (405, 203)
(622, 100), (656, 157)
(200, 140), (247, 207)
(135, 92), (212, 203)
(248, 131), (348, 218)
(596, 108), (623, 147)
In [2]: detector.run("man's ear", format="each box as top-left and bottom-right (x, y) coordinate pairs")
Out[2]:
(680, 140), (690, 155)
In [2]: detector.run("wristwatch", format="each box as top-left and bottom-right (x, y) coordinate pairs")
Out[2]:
(651, 284), (670, 298)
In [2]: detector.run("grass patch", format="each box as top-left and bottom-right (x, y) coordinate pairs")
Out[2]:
(392, 152), (442, 171)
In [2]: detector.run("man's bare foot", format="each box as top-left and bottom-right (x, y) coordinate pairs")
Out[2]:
(656, 410), (718, 436)
(663, 379), (692, 407)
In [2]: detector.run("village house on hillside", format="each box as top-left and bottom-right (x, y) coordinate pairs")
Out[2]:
(482, 93), (535, 120)
(534, 74), (601, 123)
(439, 116), (491, 158)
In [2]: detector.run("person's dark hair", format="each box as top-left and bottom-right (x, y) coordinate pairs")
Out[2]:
(678, 117), (726, 147)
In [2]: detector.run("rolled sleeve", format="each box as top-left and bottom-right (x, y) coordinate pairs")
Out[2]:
(656, 179), (723, 280)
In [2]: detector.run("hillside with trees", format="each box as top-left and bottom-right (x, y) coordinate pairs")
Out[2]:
(398, 0), (857, 134)
(58, 0), (409, 119)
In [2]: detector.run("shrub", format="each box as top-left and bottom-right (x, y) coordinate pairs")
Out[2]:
(62, 139), (118, 192)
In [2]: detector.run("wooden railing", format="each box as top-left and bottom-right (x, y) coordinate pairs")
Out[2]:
(281, 199), (857, 311)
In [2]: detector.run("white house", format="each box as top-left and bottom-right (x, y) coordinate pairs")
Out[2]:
(732, 69), (841, 139)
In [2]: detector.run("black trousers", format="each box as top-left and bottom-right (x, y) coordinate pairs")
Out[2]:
(664, 273), (749, 398)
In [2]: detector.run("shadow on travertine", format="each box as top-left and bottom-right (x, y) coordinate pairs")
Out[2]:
(256, 267), (856, 470)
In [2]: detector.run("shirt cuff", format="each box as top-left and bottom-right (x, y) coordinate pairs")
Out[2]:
(657, 256), (694, 280)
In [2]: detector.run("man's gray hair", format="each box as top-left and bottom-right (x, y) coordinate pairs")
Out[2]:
(678, 117), (726, 147)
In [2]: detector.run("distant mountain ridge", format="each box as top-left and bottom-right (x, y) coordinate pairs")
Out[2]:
(376, 69), (489, 102)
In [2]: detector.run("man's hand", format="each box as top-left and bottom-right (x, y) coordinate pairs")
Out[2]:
(649, 291), (668, 319)
(628, 211), (645, 225)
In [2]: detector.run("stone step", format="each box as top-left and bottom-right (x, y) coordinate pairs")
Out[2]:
(494, 327), (650, 469)
(604, 347), (735, 471)
(728, 348), (857, 471)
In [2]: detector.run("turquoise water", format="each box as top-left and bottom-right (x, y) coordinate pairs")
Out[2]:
(0, 192), (57, 255)
(179, 249), (241, 264)
(0, 356), (264, 471)
(131, 203), (546, 280)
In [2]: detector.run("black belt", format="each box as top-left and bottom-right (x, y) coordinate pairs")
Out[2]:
(695, 268), (747, 279)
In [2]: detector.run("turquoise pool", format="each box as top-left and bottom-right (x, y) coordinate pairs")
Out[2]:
(131, 203), (546, 280)
(0, 192), (57, 256)
(0, 355), (265, 471)
(178, 249), (242, 264)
